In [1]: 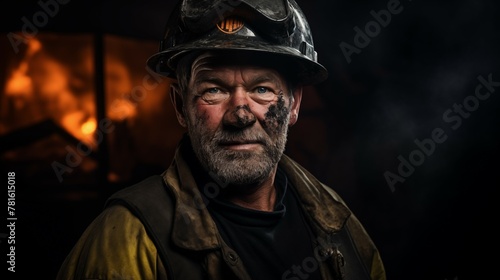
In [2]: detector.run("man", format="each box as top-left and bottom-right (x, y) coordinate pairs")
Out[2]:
(57, 0), (386, 279)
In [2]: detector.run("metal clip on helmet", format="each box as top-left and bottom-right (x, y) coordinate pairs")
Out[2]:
(146, 0), (328, 85)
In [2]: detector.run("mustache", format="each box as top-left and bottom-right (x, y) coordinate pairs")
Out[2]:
(211, 128), (270, 145)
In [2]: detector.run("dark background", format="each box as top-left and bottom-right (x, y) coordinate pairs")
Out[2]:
(1, 0), (499, 279)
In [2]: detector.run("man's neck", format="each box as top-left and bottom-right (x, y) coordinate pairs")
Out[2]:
(220, 168), (278, 212)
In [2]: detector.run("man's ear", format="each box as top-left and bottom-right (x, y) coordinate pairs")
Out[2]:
(288, 87), (303, 126)
(170, 83), (187, 127)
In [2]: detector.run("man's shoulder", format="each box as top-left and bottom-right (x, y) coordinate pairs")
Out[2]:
(103, 174), (175, 214)
(106, 174), (167, 203)
(87, 203), (148, 236)
(56, 203), (158, 280)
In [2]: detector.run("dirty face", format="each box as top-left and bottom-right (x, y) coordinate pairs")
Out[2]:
(174, 56), (302, 186)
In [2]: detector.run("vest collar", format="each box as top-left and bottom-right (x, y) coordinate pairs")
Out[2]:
(163, 143), (220, 251)
(278, 155), (351, 233)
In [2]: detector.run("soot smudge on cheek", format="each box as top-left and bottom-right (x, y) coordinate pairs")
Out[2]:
(264, 95), (288, 128)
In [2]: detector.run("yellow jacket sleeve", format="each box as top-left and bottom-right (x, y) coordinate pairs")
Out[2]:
(56, 205), (161, 280)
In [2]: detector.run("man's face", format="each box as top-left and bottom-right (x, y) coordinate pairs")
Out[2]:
(175, 58), (301, 186)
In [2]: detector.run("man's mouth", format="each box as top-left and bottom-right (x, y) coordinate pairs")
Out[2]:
(219, 139), (264, 151)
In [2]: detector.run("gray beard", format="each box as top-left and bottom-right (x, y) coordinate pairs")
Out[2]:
(187, 123), (289, 186)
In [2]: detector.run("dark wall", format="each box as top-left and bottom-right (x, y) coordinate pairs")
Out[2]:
(299, 1), (500, 279)
(1, 0), (499, 279)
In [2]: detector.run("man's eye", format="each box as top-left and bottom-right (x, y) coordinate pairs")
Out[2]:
(206, 88), (221, 94)
(199, 87), (228, 103)
(255, 87), (270, 94)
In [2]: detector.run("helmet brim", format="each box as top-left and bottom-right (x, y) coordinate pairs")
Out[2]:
(146, 35), (328, 86)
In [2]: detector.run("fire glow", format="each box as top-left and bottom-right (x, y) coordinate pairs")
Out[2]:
(1, 32), (179, 183)
(2, 34), (141, 148)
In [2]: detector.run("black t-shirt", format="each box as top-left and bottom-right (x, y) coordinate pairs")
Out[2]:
(205, 169), (322, 280)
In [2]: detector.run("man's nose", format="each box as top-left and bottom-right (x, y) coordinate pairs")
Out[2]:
(223, 90), (256, 128)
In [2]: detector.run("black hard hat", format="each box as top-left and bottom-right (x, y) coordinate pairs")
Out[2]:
(146, 0), (328, 86)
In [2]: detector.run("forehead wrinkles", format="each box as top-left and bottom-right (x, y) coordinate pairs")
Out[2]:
(194, 65), (286, 89)
(238, 67), (284, 88)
